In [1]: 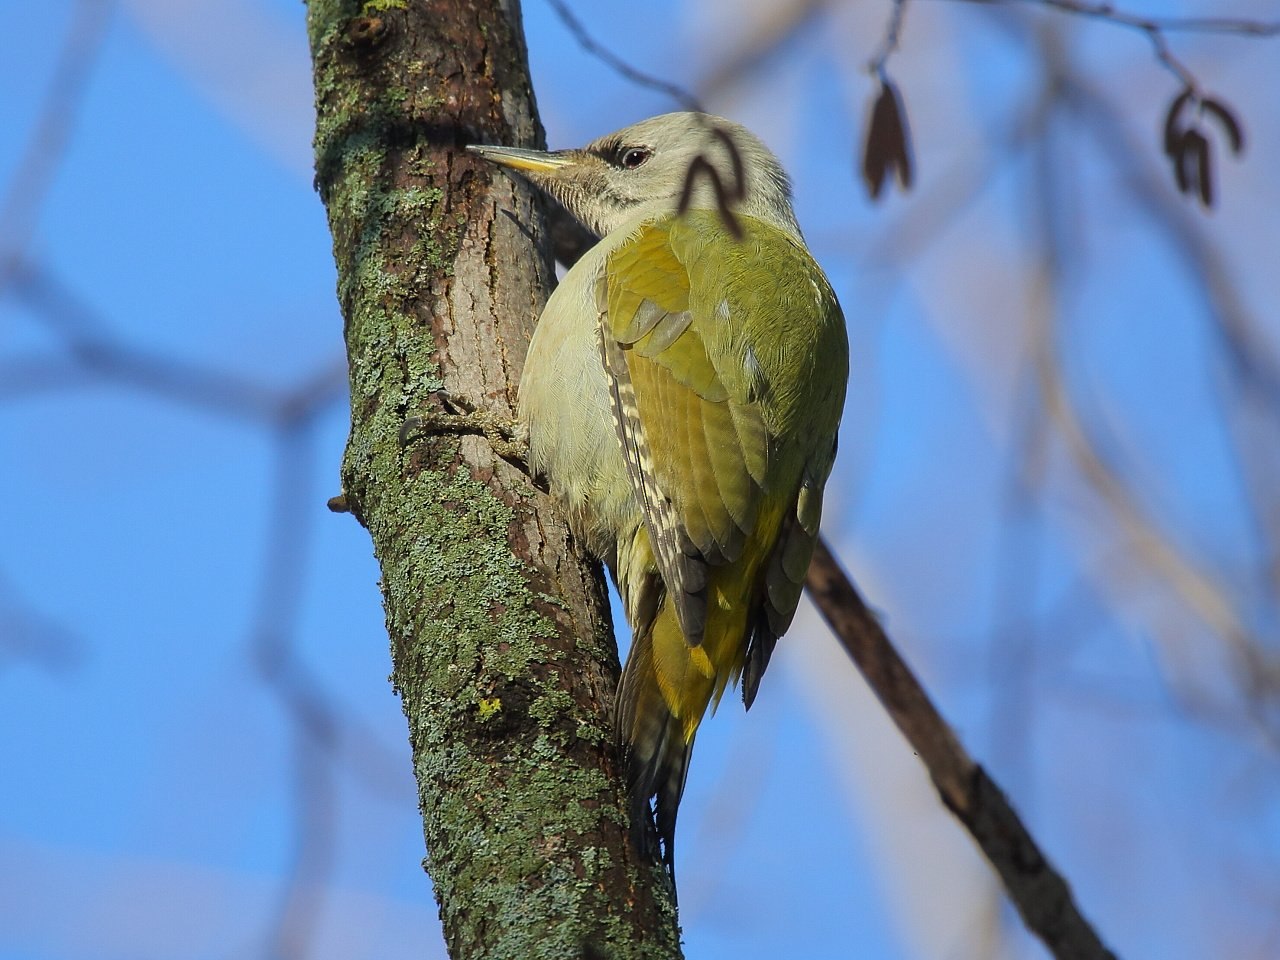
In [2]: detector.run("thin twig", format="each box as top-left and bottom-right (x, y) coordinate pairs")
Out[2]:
(0, 0), (113, 271)
(1004, 0), (1280, 37)
(5, 258), (346, 422)
(252, 424), (337, 960)
(942, 0), (1280, 88)
(870, 0), (910, 78)
(543, 0), (704, 112)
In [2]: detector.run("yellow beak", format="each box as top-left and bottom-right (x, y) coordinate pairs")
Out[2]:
(466, 145), (576, 174)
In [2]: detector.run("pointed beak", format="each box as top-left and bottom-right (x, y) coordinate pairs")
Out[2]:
(466, 144), (577, 174)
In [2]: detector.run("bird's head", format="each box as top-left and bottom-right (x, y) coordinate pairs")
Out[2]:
(467, 112), (801, 239)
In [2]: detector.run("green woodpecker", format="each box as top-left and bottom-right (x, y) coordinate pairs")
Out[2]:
(469, 113), (848, 869)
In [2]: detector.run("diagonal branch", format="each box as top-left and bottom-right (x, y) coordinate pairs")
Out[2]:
(806, 538), (1119, 960)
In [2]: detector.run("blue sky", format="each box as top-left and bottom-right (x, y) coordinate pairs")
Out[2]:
(3, 2), (1279, 959)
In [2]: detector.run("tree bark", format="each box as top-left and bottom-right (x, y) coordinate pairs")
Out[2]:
(305, 2), (681, 956)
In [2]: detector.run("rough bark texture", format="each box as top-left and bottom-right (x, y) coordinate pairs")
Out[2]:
(305, 2), (681, 957)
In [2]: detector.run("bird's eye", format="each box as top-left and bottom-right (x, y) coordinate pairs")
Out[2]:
(619, 147), (651, 169)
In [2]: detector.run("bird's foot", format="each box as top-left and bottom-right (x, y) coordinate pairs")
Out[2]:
(400, 390), (530, 469)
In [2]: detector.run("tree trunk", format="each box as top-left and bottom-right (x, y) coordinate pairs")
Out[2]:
(305, 2), (681, 956)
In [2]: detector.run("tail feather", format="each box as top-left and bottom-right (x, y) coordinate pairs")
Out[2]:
(653, 734), (692, 876)
(616, 597), (707, 875)
(741, 617), (778, 710)
(614, 514), (767, 877)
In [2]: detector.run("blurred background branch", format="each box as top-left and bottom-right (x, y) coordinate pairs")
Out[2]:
(4, 1), (1279, 959)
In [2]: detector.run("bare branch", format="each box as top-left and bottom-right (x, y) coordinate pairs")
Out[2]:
(1005, 0), (1280, 38)
(0, 0), (112, 279)
(806, 539), (1119, 960)
(947, 0), (1280, 88)
(3, 257), (346, 422)
(543, 0), (704, 112)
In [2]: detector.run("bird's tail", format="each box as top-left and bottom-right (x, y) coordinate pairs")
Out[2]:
(615, 589), (719, 874)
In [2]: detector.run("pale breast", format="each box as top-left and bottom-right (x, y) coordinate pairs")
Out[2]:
(517, 235), (639, 561)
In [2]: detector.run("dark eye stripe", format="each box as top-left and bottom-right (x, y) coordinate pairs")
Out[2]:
(590, 140), (652, 170)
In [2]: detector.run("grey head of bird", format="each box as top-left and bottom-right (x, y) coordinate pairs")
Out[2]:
(467, 112), (802, 241)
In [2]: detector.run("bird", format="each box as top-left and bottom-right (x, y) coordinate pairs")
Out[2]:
(467, 113), (848, 874)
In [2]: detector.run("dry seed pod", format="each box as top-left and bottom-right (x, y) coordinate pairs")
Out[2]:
(1192, 134), (1214, 207)
(1173, 129), (1200, 196)
(862, 78), (914, 200)
(1163, 87), (1194, 159)
(1201, 97), (1245, 155)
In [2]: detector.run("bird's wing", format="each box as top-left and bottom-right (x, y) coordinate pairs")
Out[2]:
(741, 432), (838, 707)
(596, 214), (775, 647)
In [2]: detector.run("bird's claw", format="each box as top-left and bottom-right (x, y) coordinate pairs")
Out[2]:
(400, 394), (529, 469)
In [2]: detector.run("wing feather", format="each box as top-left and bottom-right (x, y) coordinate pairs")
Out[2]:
(599, 213), (845, 667)
(598, 325), (708, 645)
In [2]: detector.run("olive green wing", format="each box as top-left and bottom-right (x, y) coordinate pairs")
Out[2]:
(741, 433), (838, 707)
(596, 216), (775, 648)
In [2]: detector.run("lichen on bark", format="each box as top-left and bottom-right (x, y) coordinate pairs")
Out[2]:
(305, 1), (682, 957)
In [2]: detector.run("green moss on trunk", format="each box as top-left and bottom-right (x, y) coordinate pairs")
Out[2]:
(305, 1), (682, 957)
